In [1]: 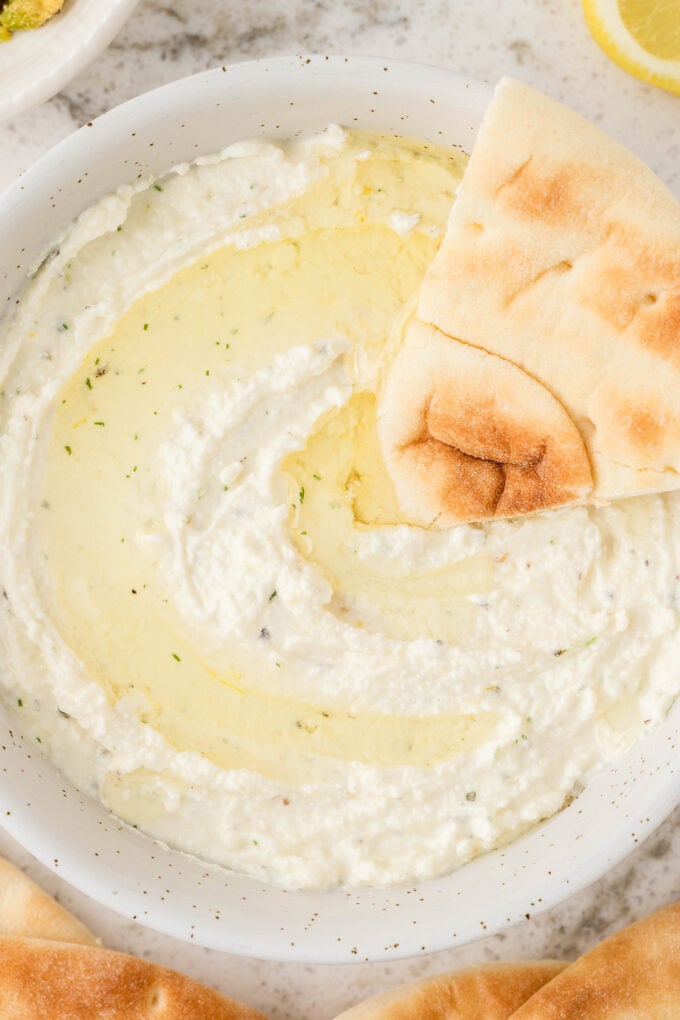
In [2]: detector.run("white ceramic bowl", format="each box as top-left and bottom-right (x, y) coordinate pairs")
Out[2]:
(1, 55), (679, 963)
(0, 0), (140, 121)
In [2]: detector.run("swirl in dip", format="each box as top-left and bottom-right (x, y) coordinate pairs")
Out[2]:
(1, 127), (679, 889)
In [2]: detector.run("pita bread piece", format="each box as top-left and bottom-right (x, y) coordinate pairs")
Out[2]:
(413, 76), (680, 520)
(332, 960), (566, 1020)
(510, 900), (680, 1018)
(0, 856), (97, 946)
(378, 319), (592, 525)
(0, 936), (267, 1020)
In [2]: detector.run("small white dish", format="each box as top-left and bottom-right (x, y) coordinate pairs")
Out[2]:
(0, 54), (678, 963)
(0, 0), (140, 121)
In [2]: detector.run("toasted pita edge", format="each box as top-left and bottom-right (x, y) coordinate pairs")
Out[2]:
(331, 959), (567, 1020)
(0, 856), (98, 946)
(510, 901), (680, 1019)
(378, 319), (593, 525)
(0, 936), (268, 1020)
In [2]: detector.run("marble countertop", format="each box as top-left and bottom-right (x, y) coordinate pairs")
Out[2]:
(1, 2), (679, 1018)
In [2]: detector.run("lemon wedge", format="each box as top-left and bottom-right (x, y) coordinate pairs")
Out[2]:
(582, 0), (680, 94)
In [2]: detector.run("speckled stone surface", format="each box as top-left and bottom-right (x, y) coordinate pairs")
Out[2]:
(0, 2), (679, 1018)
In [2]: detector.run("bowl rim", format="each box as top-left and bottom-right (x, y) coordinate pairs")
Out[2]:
(1, 53), (679, 963)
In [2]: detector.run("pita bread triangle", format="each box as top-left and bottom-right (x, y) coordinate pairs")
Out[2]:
(380, 77), (680, 525)
(331, 960), (566, 1020)
(0, 855), (98, 946)
(0, 856), (267, 1019)
(510, 900), (680, 1018)
(0, 936), (269, 1020)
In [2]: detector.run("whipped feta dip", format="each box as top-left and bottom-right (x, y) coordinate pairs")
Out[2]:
(1, 126), (679, 890)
